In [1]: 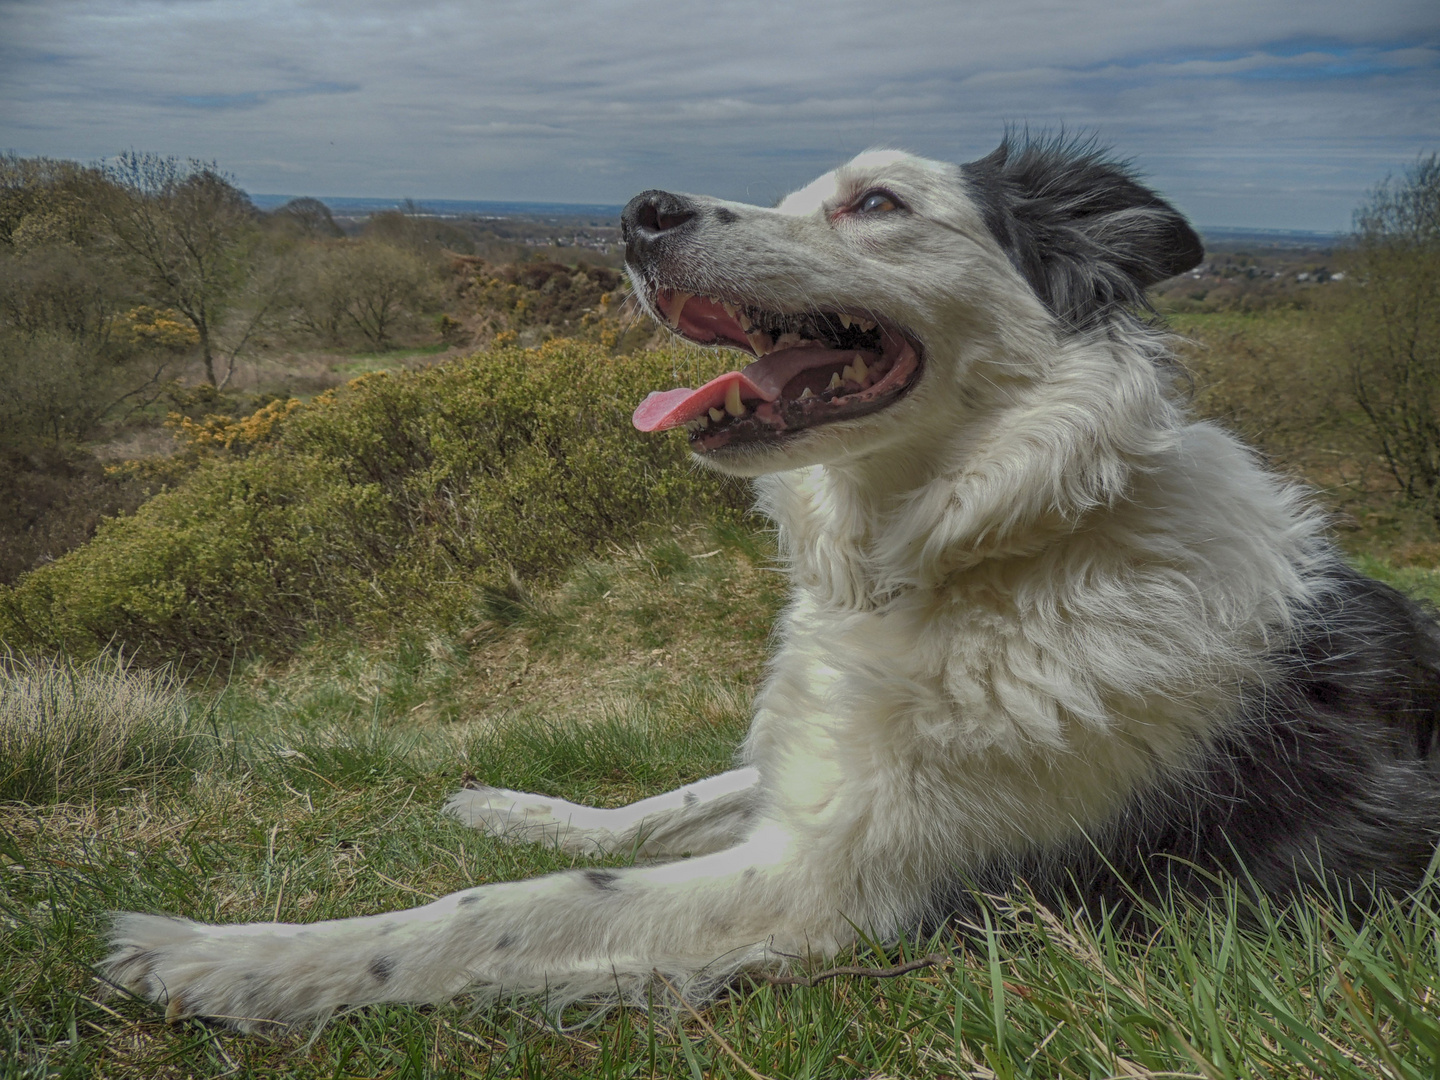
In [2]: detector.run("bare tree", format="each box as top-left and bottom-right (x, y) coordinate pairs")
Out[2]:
(100, 153), (257, 385)
(291, 240), (434, 350)
(1350, 153), (1440, 520)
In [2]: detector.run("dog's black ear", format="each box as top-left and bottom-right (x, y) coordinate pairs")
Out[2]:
(961, 135), (1204, 328)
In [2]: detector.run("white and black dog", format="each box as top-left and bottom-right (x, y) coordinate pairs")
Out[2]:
(104, 137), (1440, 1029)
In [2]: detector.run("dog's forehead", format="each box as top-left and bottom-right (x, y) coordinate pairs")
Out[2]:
(776, 150), (953, 216)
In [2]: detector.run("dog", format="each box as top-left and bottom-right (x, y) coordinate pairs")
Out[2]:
(103, 136), (1440, 1030)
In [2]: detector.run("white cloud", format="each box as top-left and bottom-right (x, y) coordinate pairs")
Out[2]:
(1, 0), (1436, 228)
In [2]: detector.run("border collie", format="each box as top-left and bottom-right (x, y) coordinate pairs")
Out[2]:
(103, 137), (1440, 1030)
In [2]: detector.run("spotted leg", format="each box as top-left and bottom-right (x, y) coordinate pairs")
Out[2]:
(100, 816), (876, 1031)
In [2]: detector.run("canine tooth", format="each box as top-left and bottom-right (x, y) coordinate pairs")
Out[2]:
(828, 371), (844, 391)
(747, 329), (773, 355)
(709, 407), (725, 423)
(722, 301), (739, 318)
(852, 354), (868, 380)
(738, 310), (753, 330)
(725, 382), (746, 417)
(662, 291), (693, 327)
(839, 314), (851, 329)
(799, 387), (815, 399)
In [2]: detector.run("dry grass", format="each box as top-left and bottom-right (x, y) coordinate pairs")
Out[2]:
(0, 652), (210, 803)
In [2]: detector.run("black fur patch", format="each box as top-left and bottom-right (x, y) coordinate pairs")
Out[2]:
(960, 134), (1204, 330)
(933, 562), (1440, 921)
(368, 955), (396, 983)
(715, 207), (739, 225)
(584, 869), (620, 891)
(457, 893), (481, 907)
(495, 932), (516, 950)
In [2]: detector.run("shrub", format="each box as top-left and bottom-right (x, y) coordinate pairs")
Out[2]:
(0, 339), (748, 663)
(0, 652), (207, 803)
(1348, 152), (1440, 521)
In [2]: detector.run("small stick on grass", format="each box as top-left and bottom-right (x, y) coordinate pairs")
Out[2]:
(758, 951), (953, 988)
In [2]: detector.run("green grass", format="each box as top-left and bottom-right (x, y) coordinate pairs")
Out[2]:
(331, 343), (452, 376)
(3, 528), (1439, 1078)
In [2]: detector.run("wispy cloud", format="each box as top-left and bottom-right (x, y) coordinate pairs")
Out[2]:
(1, 0), (1435, 229)
(166, 81), (360, 111)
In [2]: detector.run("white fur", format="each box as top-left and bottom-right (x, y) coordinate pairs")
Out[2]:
(102, 150), (1329, 1029)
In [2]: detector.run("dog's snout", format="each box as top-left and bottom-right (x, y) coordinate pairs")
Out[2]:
(621, 190), (697, 264)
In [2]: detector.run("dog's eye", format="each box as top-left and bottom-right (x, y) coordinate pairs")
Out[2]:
(857, 191), (900, 214)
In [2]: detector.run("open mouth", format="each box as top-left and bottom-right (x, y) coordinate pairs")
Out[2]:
(632, 288), (923, 451)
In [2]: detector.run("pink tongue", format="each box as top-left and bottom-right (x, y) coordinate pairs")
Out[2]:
(632, 371), (767, 432)
(633, 345), (845, 432)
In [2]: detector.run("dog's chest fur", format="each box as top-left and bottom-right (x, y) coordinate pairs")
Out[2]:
(743, 421), (1330, 873)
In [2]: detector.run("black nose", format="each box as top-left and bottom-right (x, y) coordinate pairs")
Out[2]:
(621, 190), (697, 264)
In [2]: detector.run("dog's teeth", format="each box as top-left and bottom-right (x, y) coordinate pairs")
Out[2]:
(747, 330), (773, 356)
(858, 318), (876, 332)
(738, 310), (753, 331)
(839, 314), (851, 329)
(828, 371), (844, 391)
(776, 332), (802, 349)
(799, 387), (815, 400)
(661, 291), (693, 328)
(724, 382), (746, 417)
(709, 407), (724, 423)
(852, 354), (868, 380)
(722, 301), (738, 318)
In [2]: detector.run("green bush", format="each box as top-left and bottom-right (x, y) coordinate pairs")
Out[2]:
(0, 339), (748, 663)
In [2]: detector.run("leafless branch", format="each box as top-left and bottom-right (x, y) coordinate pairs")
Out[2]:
(757, 951), (954, 988)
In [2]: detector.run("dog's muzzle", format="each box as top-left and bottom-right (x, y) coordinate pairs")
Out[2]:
(621, 190), (699, 267)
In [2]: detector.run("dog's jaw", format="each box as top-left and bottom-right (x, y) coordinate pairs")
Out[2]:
(630, 287), (926, 460)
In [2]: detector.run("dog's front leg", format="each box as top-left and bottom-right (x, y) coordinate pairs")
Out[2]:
(102, 820), (866, 1030)
(443, 767), (762, 857)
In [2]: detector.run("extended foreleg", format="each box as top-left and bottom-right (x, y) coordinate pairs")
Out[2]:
(102, 821), (874, 1030)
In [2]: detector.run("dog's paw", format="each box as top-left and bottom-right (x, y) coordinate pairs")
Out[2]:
(443, 786), (610, 852)
(100, 913), (292, 1031)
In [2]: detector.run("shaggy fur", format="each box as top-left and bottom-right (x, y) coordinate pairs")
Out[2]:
(102, 137), (1440, 1030)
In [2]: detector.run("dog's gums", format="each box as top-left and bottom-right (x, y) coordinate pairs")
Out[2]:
(632, 289), (922, 450)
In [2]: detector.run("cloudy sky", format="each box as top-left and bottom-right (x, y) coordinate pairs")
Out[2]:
(2, 0), (1437, 231)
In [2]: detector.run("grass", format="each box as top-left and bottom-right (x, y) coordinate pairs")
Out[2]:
(2, 526), (1439, 1078)
(331, 344), (453, 376)
(0, 653), (212, 805)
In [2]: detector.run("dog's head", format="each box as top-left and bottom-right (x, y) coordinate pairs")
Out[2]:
(622, 137), (1202, 477)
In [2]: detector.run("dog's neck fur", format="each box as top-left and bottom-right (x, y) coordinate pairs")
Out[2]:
(758, 320), (1186, 609)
